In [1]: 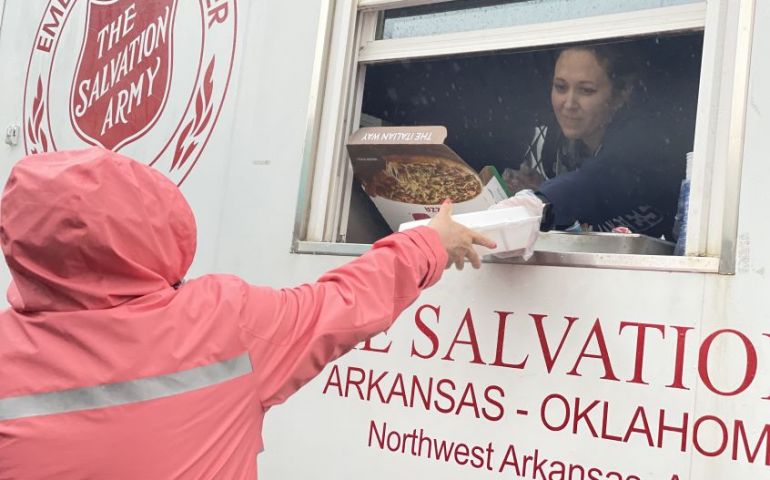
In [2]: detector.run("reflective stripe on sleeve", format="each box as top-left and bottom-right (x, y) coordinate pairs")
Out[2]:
(0, 353), (253, 421)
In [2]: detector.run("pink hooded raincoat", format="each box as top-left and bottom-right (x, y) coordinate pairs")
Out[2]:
(0, 148), (448, 479)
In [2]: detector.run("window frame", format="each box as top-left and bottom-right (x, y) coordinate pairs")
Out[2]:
(293, 0), (756, 274)
(0, 1), (6, 36)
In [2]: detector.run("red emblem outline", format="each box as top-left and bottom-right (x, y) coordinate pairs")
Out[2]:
(23, 0), (238, 186)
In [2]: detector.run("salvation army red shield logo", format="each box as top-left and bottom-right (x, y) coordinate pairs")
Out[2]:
(24, 0), (237, 185)
(70, 0), (176, 150)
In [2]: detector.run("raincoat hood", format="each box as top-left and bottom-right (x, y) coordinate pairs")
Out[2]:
(0, 148), (196, 312)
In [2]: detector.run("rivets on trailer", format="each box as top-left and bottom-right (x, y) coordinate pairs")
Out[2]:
(4, 124), (20, 147)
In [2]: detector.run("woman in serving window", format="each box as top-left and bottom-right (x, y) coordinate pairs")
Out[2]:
(505, 43), (686, 239)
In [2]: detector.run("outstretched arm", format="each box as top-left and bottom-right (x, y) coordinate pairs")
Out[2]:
(239, 202), (495, 408)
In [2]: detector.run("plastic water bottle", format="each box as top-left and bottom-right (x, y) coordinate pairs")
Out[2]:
(674, 152), (693, 256)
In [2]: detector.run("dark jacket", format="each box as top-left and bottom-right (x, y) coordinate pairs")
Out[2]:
(536, 113), (686, 238)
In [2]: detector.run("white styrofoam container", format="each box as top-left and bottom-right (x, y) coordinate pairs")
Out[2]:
(398, 206), (542, 257)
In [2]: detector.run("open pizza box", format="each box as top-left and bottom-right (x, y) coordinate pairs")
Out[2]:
(346, 126), (511, 232)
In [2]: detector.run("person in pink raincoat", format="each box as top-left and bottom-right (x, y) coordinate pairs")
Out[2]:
(0, 148), (495, 479)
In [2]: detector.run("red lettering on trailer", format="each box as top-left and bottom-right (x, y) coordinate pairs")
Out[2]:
(359, 335), (392, 354)
(441, 309), (486, 364)
(619, 321), (666, 385)
(698, 329), (758, 396)
(566, 319), (620, 381)
(36, 1), (74, 52)
(490, 311), (528, 369)
(693, 415), (729, 457)
(496, 443), (642, 479)
(206, 0), (229, 28)
(623, 406), (653, 446)
(732, 420), (770, 465)
(658, 410), (689, 452)
(541, 393), (570, 432)
(411, 304), (440, 360)
(532, 314), (578, 373)
(572, 398), (600, 437)
(600, 401), (624, 442)
(666, 325), (694, 390)
(368, 421), (496, 470)
(538, 393), (770, 466)
(345, 366), (366, 398)
(324, 365), (506, 422)
(402, 306), (770, 400)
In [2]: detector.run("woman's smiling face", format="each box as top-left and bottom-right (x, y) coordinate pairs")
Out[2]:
(551, 48), (621, 153)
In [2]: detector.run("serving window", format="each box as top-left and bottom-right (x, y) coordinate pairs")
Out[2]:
(294, 0), (755, 274)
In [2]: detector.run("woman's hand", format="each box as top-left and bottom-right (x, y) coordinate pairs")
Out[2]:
(490, 189), (545, 218)
(428, 200), (497, 270)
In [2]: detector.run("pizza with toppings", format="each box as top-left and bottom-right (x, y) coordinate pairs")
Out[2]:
(362, 155), (482, 204)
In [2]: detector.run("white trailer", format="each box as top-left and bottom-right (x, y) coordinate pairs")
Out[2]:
(1, 1), (768, 479)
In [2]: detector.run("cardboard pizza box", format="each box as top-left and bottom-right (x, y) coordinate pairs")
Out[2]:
(346, 126), (511, 232)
